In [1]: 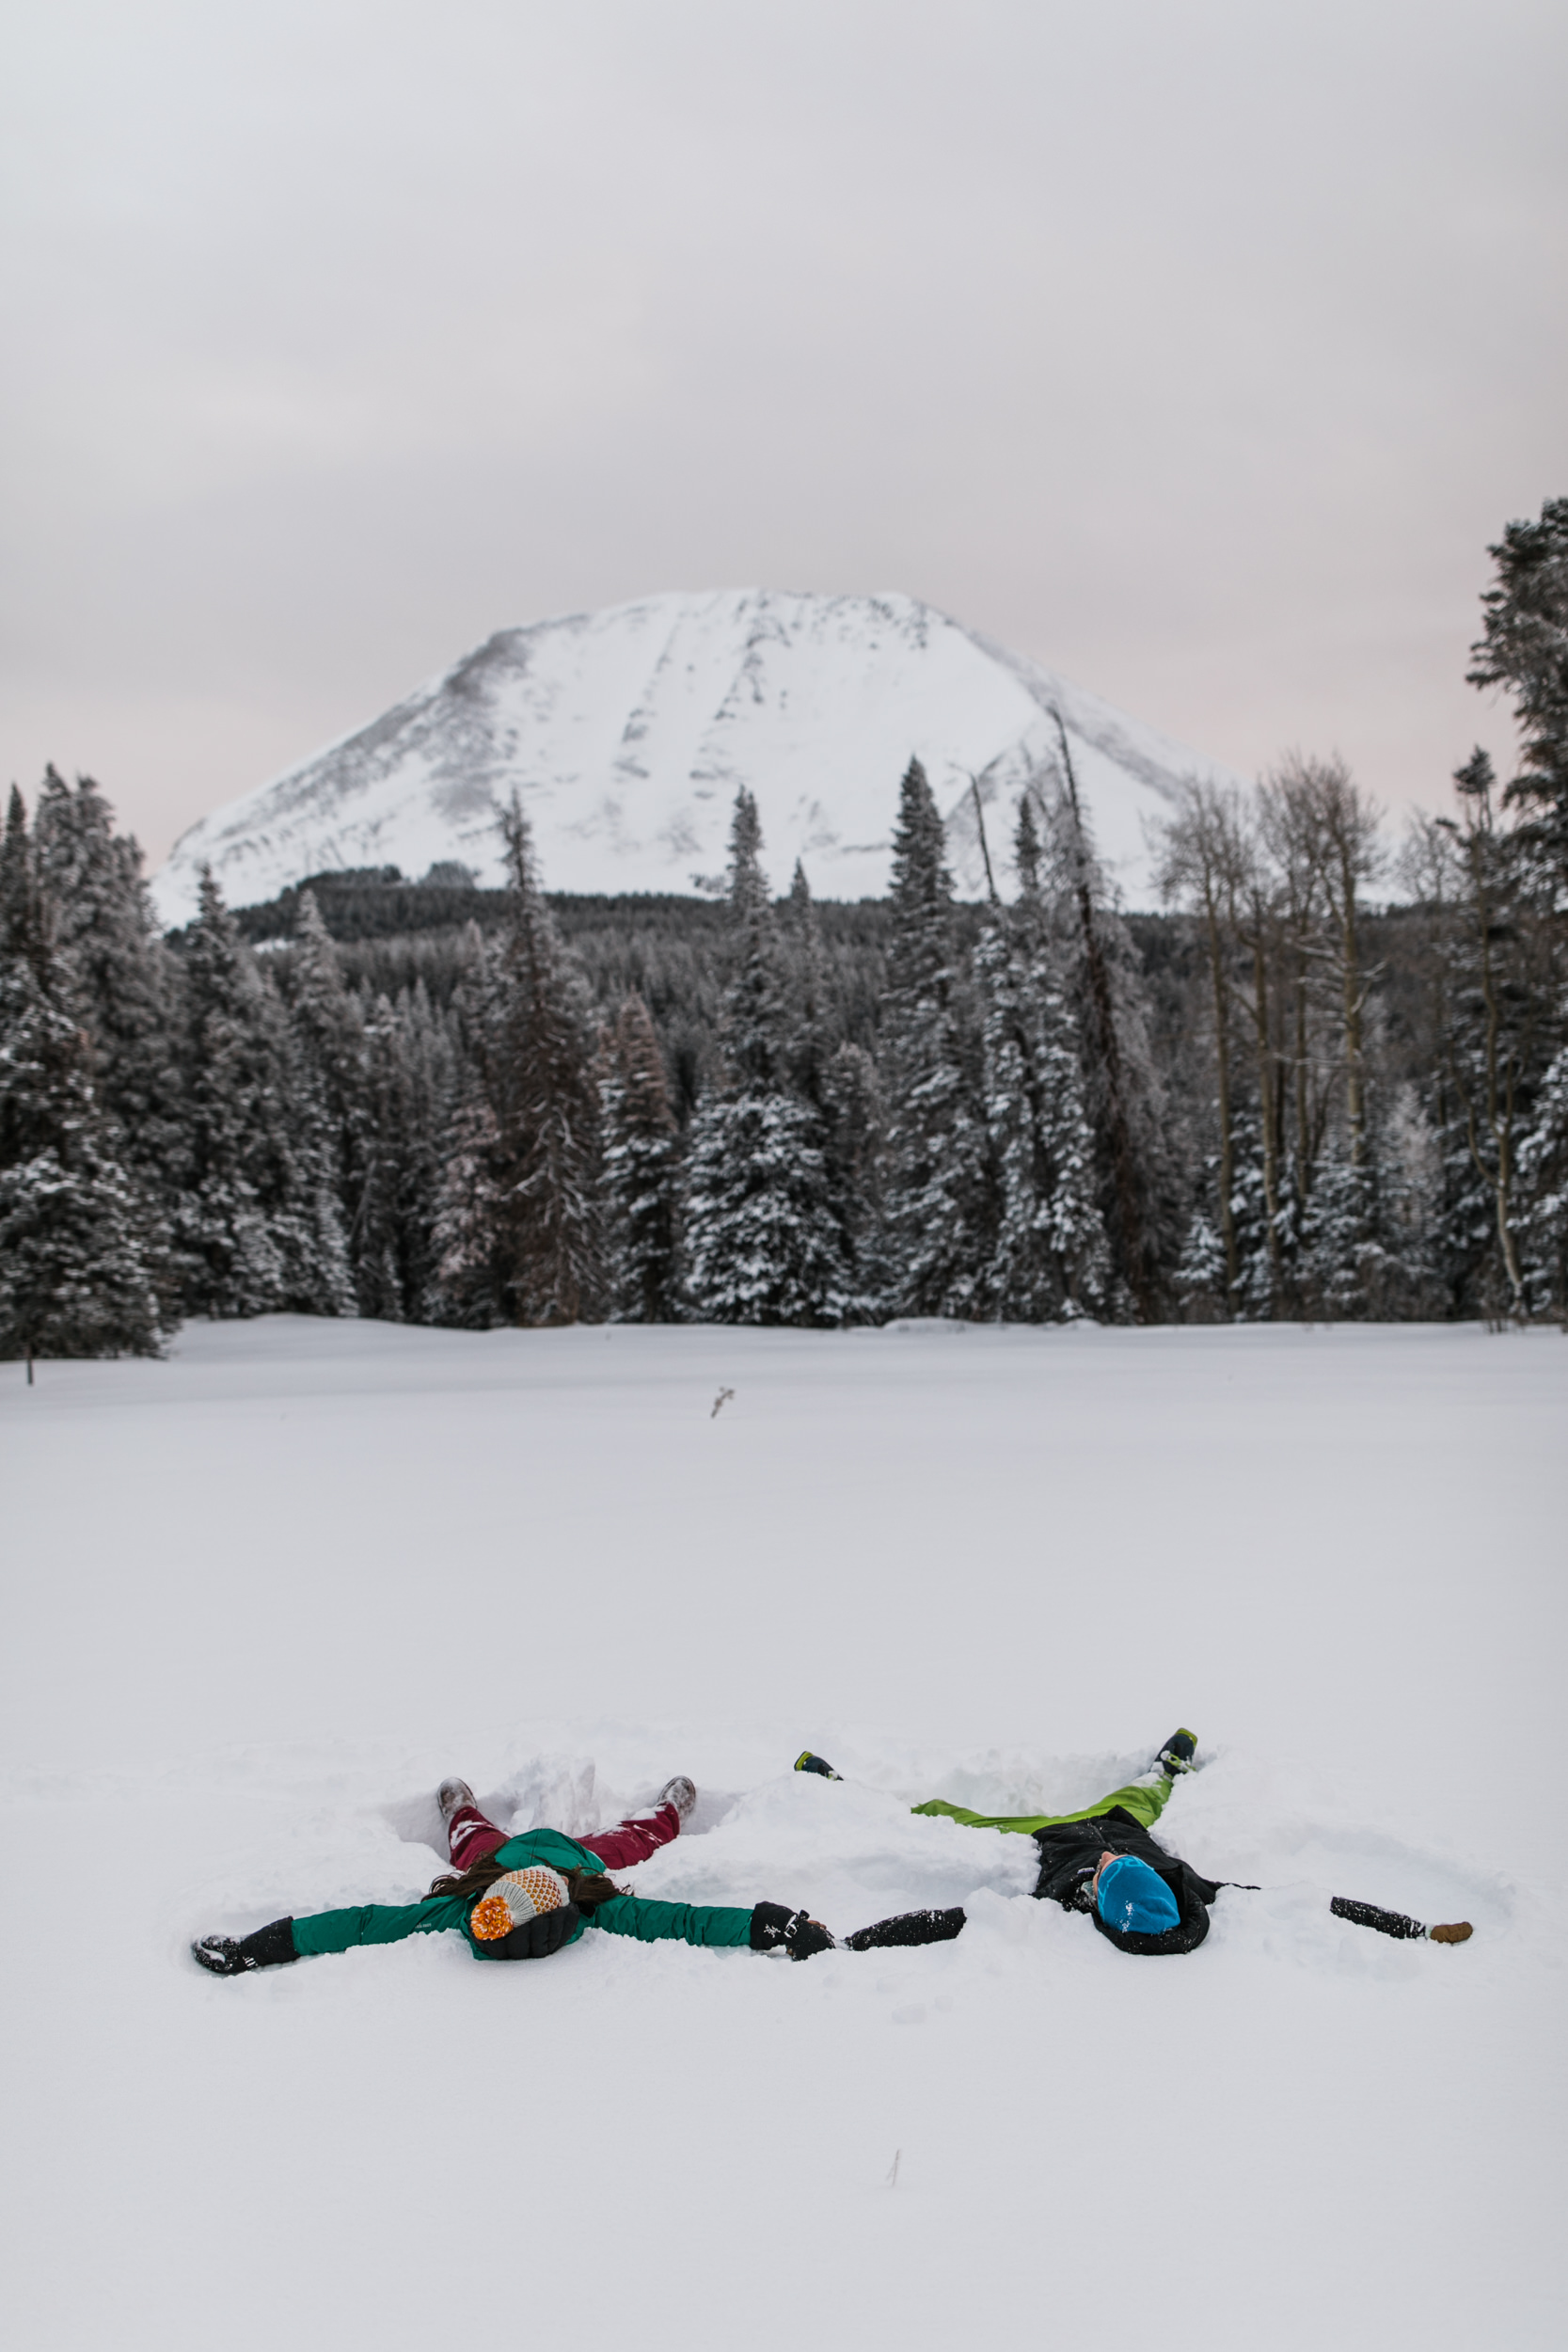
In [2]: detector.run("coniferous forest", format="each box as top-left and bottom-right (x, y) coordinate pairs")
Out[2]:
(3, 501), (1565, 1360)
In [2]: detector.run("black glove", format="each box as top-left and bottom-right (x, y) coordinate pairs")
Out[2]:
(750, 1901), (835, 1960)
(192, 1917), (298, 1976)
(784, 1912), (836, 1961)
(843, 1906), (967, 1952)
(477, 1902), (581, 1961)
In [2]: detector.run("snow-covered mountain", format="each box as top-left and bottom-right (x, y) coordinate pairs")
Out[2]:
(150, 589), (1242, 925)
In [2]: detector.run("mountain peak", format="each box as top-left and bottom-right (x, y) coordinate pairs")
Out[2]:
(150, 588), (1240, 924)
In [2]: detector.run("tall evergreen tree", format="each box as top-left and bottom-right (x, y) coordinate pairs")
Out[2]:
(31, 768), (184, 1204)
(174, 868), (353, 1318)
(283, 891), (373, 1307)
(601, 993), (684, 1322)
(432, 803), (603, 1325)
(683, 793), (855, 1325)
(426, 1094), (507, 1326)
(820, 1039), (885, 1309)
(1468, 495), (1568, 896)
(975, 799), (1109, 1321)
(1517, 1012), (1568, 1321)
(784, 858), (832, 1109)
(784, 858), (885, 1302)
(682, 1092), (851, 1324)
(1404, 753), (1557, 1316)
(879, 757), (995, 1316)
(356, 981), (456, 1322)
(0, 788), (164, 1363)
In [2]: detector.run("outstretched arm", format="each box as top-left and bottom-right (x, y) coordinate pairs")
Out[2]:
(194, 1895), (469, 1975)
(587, 1894), (757, 1948)
(292, 1899), (457, 1958)
(1331, 1896), (1472, 1944)
(587, 1895), (836, 1958)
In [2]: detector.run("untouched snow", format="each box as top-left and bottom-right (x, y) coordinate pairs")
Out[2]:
(3, 1317), (1564, 2350)
(148, 589), (1244, 925)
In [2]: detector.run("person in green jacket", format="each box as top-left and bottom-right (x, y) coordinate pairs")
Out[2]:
(192, 1772), (836, 1977)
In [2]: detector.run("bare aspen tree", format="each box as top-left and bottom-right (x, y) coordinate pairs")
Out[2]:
(1233, 833), (1285, 1309)
(1151, 780), (1248, 1309)
(1291, 755), (1383, 1168)
(1257, 767), (1330, 1203)
(1050, 716), (1154, 1319)
(967, 774), (1001, 906)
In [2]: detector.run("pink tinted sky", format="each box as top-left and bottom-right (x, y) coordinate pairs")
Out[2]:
(3, 0), (1564, 872)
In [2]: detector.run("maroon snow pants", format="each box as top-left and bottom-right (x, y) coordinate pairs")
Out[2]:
(446, 1799), (682, 1873)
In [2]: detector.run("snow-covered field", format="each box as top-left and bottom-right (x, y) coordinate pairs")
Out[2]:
(3, 1317), (1564, 2349)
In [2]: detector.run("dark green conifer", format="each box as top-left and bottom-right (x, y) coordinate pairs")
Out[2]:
(0, 787), (165, 1364)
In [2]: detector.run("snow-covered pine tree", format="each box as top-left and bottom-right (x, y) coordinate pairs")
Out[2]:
(682, 1092), (851, 1324)
(879, 757), (995, 1316)
(0, 787), (165, 1364)
(356, 980), (457, 1322)
(426, 1094), (507, 1326)
(601, 992), (683, 1322)
(31, 769), (184, 1217)
(1463, 501), (1568, 1311)
(1405, 753), (1556, 1318)
(974, 798), (1109, 1320)
(425, 926), (507, 1326)
(1467, 495), (1568, 901)
(1037, 723), (1180, 1320)
(282, 891), (374, 1308)
(1517, 1012), (1568, 1322)
(784, 858), (885, 1306)
(173, 868), (353, 1318)
(1295, 1110), (1442, 1322)
(784, 858), (832, 1109)
(682, 792), (854, 1325)
(451, 800), (604, 1326)
(820, 1039), (886, 1311)
(1172, 1208), (1228, 1321)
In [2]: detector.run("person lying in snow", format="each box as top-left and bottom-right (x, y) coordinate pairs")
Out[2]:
(192, 1773), (835, 1977)
(793, 1732), (1475, 1956)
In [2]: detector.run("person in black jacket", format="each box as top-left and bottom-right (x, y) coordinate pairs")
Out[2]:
(794, 1733), (1473, 1956)
(830, 1729), (1217, 1958)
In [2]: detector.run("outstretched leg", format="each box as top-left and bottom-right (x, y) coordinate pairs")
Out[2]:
(911, 1734), (1196, 1837)
(441, 1774), (696, 1873)
(445, 1801), (511, 1870)
(577, 1777), (695, 1869)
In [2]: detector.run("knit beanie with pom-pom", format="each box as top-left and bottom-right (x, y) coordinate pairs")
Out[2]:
(469, 1865), (572, 1943)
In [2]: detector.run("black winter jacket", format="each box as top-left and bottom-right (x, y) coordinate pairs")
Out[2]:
(1034, 1806), (1223, 1956)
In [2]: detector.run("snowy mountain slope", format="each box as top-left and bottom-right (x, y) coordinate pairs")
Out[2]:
(149, 590), (1244, 925)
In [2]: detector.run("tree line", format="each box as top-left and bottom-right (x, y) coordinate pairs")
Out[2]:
(2, 498), (1563, 1359)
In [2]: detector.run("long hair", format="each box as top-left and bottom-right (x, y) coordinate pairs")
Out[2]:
(425, 1854), (626, 1912)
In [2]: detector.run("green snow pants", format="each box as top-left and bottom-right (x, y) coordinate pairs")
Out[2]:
(911, 1766), (1176, 1837)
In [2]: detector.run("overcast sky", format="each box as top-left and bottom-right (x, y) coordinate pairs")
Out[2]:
(3, 0), (1564, 872)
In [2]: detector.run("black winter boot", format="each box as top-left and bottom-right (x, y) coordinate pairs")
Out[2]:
(192, 1918), (298, 1976)
(793, 1752), (841, 1780)
(1156, 1729), (1198, 1775)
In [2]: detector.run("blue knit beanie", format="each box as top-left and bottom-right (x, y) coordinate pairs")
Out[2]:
(1097, 1854), (1180, 1936)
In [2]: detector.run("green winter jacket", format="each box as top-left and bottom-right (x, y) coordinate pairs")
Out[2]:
(290, 1827), (755, 1963)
